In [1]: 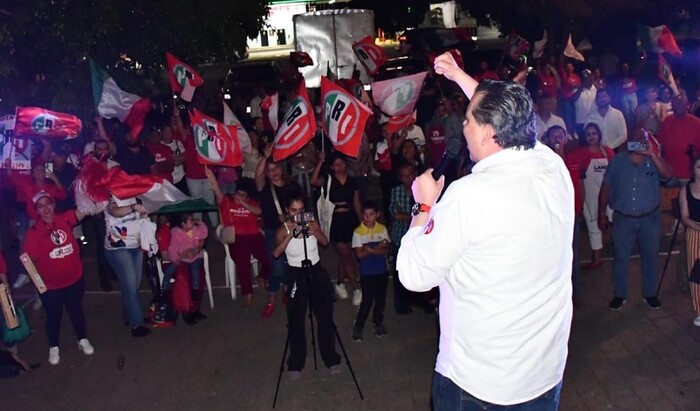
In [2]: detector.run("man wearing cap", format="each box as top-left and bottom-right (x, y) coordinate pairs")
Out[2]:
(22, 191), (94, 366)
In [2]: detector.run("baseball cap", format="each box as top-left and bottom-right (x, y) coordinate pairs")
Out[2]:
(32, 191), (52, 205)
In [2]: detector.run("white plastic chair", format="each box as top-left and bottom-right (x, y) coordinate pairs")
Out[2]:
(155, 253), (214, 309)
(216, 225), (259, 300)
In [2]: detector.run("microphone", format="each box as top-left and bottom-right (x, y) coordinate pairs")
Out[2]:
(431, 137), (463, 180)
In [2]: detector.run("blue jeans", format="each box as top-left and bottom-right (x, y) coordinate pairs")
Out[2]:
(611, 212), (661, 298)
(432, 373), (562, 410)
(264, 227), (287, 293)
(161, 259), (202, 291)
(105, 247), (144, 328)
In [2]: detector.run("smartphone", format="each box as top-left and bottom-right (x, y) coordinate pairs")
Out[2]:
(45, 162), (53, 173)
(627, 141), (647, 152)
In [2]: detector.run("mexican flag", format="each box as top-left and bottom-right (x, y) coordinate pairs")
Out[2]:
(166, 52), (204, 102)
(14, 107), (82, 139)
(371, 72), (427, 117)
(658, 54), (679, 96)
(321, 76), (373, 158)
(273, 80), (316, 161)
(222, 102), (253, 154)
(189, 109), (244, 167)
(260, 92), (280, 133)
(353, 36), (387, 77)
(639, 25), (682, 57)
(90, 59), (151, 141)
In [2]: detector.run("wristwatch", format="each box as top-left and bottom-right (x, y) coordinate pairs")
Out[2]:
(411, 203), (431, 216)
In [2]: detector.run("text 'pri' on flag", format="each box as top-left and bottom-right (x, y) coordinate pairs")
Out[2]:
(273, 81), (316, 161)
(14, 107), (82, 139)
(352, 35), (388, 77)
(321, 77), (373, 158)
(166, 52), (204, 102)
(371, 72), (428, 117)
(189, 109), (243, 167)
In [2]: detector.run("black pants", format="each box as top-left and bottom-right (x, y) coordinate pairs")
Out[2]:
(354, 273), (388, 329)
(286, 264), (340, 371)
(83, 214), (115, 287)
(39, 278), (87, 347)
(174, 178), (190, 196)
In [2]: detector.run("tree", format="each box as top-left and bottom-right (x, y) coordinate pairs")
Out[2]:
(0, 0), (268, 117)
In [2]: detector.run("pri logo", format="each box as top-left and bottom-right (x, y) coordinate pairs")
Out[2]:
(194, 119), (228, 163)
(275, 97), (311, 149)
(31, 113), (58, 134)
(173, 64), (192, 88)
(355, 44), (383, 73)
(384, 81), (416, 115)
(50, 229), (68, 246)
(324, 91), (362, 146)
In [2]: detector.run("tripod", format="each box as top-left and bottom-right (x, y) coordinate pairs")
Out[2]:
(273, 224), (363, 408)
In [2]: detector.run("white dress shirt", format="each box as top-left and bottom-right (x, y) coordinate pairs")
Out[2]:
(397, 142), (573, 405)
(574, 86), (596, 124)
(586, 107), (628, 149)
(535, 113), (567, 141)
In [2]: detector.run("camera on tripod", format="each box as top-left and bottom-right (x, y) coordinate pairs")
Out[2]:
(293, 212), (315, 229)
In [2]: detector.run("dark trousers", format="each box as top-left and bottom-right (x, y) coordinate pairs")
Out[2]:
(39, 278), (87, 347)
(354, 273), (388, 329)
(392, 246), (411, 311)
(174, 178), (190, 196)
(286, 264), (341, 371)
(83, 215), (115, 287)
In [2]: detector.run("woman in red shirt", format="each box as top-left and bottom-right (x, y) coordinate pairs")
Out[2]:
(205, 169), (272, 314)
(22, 192), (93, 366)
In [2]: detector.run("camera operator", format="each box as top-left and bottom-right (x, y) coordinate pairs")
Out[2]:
(272, 192), (341, 380)
(598, 128), (673, 310)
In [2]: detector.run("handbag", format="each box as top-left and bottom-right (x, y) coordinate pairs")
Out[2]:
(316, 177), (335, 238)
(217, 225), (236, 245)
(1, 307), (30, 344)
(690, 259), (700, 284)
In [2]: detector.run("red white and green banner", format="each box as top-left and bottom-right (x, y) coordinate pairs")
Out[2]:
(504, 32), (530, 60)
(352, 36), (387, 77)
(273, 80), (316, 161)
(222, 102), (253, 154)
(321, 76), (373, 158)
(14, 107), (82, 139)
(658, 54), (679, 95)
(166, 52), (204, 102)
(189, 109), (244, 167)
(90, 59), (151, 141)
(639, 25), (682, 57)
(371, 72), (427, 117)
(260, 92), (280, 132)
(385, 111), (416, 135)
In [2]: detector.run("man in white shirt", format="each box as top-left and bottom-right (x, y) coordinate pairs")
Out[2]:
(573, 70), (597, 141)
(535, 94), (567, 141)
(586, 88), (627, 150)
(398, 52), (574, 410)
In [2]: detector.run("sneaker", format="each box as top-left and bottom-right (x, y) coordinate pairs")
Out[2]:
(352, 327), (363, 342)
(694, 316), (700, 327)
(643, 296), (662, 310)
(335, 283), (349, 299)
(48, 347), (60, 365)
(262, 302), (275, 318)
(329, 364), (342, 375)
(288, 370), (302, 381)
(131, 326), (151, 338)
(12, 274), (30, 289)
(374, 324), (388, 337)
(78, 339), (94, 356)
(608, 297), (626, 311)
(352, 289), (362, 306)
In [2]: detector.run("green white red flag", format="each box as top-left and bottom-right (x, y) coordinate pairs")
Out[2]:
(273, 80), (316, 161)
(658, 54), (679, 95)
(222, 102), (253, 154)
(166, 52), (204, 102)
(640, 25), (682, 57)
(385, 111), (416, 135)
(321, 76), (373, 158)
(371, 72), (427, 117)
(188, 109), (244, 167)
(14, 107), (82, 139)
(353, 36), (387, 77)
(90, 59), (151, 141)
(260, 92), (279, 132)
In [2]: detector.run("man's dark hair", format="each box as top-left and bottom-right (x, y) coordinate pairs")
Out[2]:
(361, 200), (380, 213)
(235, 177), (257, 199)
(472, 80), (536, 150)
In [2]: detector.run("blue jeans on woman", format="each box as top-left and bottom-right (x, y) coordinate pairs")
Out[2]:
(105, 247), (144, 328)
(432, 373), (562, 410)
(264, 227), (286, 293)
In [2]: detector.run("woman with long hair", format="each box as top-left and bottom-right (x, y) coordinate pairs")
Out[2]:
(678, 156), (700, 327)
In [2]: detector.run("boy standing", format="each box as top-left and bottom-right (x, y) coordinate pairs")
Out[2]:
(351, 201), (391, 342)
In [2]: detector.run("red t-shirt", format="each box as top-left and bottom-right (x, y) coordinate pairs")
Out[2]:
(563, 156), (584, 216)
(156, 223), (172, 253)
(658, 114), (700, 180)
(10, 175), (67, 220)
(621, 77), (637, 95)
(569, 146), (615, 173)
(183, 131), (207, 179)
(146, 143), (174, 182)
(561, 72), (581, 99)
(23, 211), (82, 290)
(0, 250), (7, 274)
(219, 196), (260, 235)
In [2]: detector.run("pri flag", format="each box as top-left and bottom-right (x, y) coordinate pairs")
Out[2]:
(189, 109), (244, 167)
(353, 36), (388, 77)
(427, 49), (464, 70)
(371, 72), (428, 117)
(166, 52), (204, 102)
(563, 34), (585, 62)
(260, 92), (279, 132)
(222, 102), (253, 154)
(639, 25), (682, 57)
(321, 77), (373, 158)
(272, 80), (316, 161)
(14, 107), (82, 139)
(385, 112), (416, 135)
(90, 59), (151, 141)
(658, 54), (679, 96)
(504, 32), (530, 60)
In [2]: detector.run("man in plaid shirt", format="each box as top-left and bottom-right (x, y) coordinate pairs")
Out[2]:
(389, 163), (417, 314)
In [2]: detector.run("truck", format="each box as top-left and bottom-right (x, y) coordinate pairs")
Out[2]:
(293, 9), (375, 88)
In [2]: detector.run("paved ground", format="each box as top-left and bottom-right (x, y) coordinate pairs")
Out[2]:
(2, 197), (700, 410)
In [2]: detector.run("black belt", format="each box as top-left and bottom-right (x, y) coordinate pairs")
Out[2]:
(613, 206), (659, 219)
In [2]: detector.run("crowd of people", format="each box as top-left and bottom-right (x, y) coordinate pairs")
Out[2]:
(1, 47), (700, 384)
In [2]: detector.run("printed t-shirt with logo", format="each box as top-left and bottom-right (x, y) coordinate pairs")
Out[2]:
(219, 195), (260, 236)
(104, 197), (142, 250)
(425, 119), (447, 167)
(351, 222), (390, 276)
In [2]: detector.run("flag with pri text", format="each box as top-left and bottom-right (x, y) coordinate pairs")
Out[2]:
(272, 80), (316, 161)
(321, 77), (372, 158)
(166, 53), (204, 102)
(353, 36), (387, 77)
(14, 107), (82, 139)
(188, 109), (243, 167)
(371, 72), (427, 117)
